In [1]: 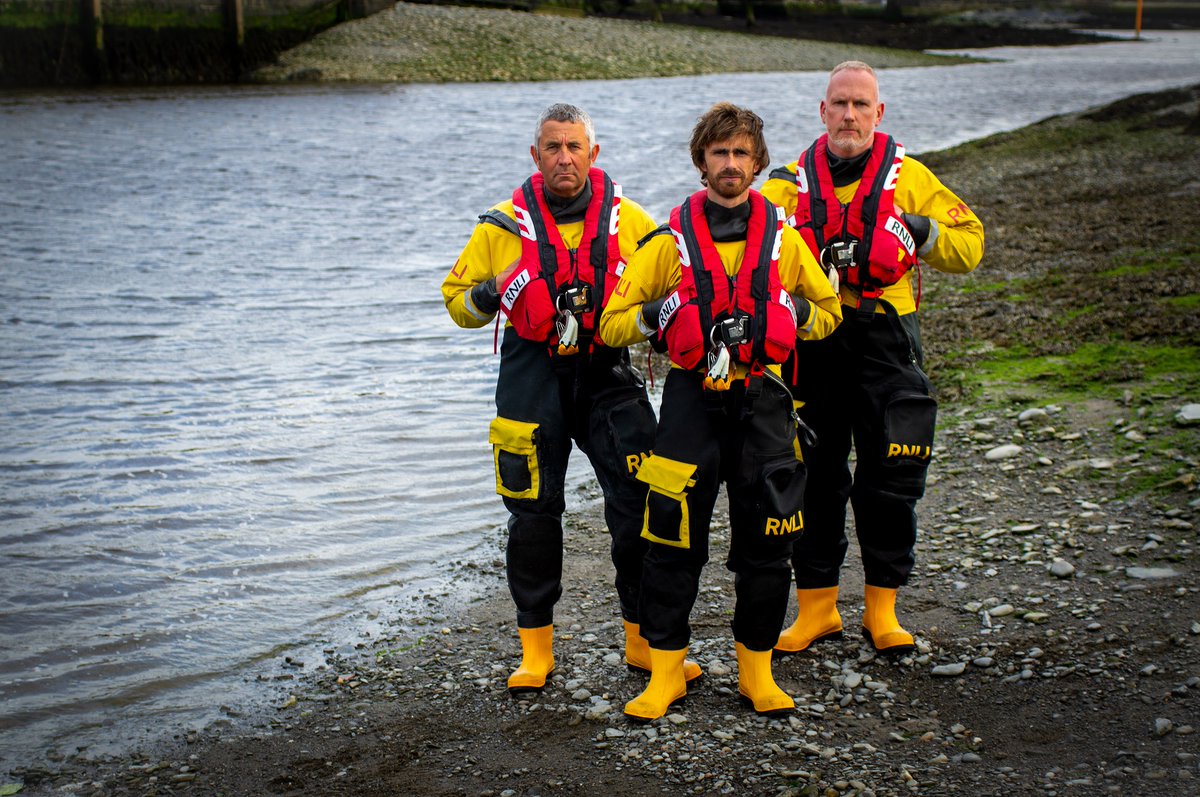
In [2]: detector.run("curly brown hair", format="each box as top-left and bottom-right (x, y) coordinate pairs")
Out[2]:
(688, 102), (769, 186)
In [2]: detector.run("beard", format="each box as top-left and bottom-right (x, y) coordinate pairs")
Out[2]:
(708, 169), (754, 199)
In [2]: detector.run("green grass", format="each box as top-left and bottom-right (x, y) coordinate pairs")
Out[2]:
(940, 341), (1200, 406)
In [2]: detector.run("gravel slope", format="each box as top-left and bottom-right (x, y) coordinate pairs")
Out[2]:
(250, 3), (959, 83)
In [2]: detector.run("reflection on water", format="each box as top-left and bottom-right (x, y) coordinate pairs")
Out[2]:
(1, 31), (1198, 771)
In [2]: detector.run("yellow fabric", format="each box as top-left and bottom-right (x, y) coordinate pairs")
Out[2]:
(761, 155), (985, 316)
(441, 194), (658, 329)
(599, 221), (843, 352)
(488, 417), (540, 500)
(635, 455), (697, 549)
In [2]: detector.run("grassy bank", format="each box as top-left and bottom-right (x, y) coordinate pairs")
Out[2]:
(250, 3), (964, 83)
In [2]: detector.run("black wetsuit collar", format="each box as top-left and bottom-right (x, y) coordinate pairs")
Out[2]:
(704, 199), (751, 243)
(827, 148), (871, 187)
(544, 179), (592, 223)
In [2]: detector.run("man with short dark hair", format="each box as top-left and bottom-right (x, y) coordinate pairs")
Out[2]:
(442, 103), (701, 695)
(762, 61), (985, 658)
(601, 102), (841, 721)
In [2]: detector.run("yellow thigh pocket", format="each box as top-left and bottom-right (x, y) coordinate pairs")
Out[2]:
(488, 417), (540, 500)
(636, 455), (697, 549)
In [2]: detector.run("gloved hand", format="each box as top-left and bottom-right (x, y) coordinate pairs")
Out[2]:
(470, 277), (501, 315)
(901, 213), (933, 251)
(788, 294), (812, 328)
(639, 297), (665, 334)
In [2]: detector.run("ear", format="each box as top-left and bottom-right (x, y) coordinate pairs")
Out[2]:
(530, 144), (539, 167)
(875, 101), (885, 125)
(589, 143), (600, 164)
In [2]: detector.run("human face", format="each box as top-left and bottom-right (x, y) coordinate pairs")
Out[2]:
(820, 68), (885, 158)
(699, 134), (758, 207)
(530, 120), (599, 199)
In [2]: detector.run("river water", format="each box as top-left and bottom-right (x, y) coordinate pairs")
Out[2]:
(2, 31), (1198, 770)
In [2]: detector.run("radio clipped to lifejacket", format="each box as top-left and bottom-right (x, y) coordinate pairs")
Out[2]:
(555, 284), (592, 356)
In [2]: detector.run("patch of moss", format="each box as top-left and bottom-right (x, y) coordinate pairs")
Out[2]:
(939, 340), (1200, 406)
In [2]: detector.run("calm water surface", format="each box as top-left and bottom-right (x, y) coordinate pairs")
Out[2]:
(2, 31), (1198, 770)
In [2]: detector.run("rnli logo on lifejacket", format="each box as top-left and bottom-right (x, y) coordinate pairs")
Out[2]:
(657, 290), (681, 330)
(885, 215), (917, 257)
(513, 206), (537, 242)
(764, 510), (803, 535)
(501, 268), (531, 311)
(886, 443), (931, 461)
(885, 146), (905, 191)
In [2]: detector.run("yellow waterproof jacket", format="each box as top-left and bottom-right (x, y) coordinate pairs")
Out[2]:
(761, 156), (984, 315)
(600, 222), (842, 361)
(441, 196), (658, 329)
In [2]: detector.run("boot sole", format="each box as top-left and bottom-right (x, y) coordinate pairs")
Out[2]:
(862, 627), (916, 656)
(737, 693), (795, 717)
(507, 668), (555, 697)
(623, 694), (686, 723)
(772, 629), (844, 658)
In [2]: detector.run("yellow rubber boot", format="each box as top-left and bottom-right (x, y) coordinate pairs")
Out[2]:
(862, 585), (916, 655)
(774, 587), (844, 655)
(623, 647), (688, 722)
(507, 624), (554, 695)
(736, 642), (795, 716)
(624, 620), (703, 684)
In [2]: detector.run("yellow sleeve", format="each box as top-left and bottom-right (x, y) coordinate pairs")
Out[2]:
(777, 226), (842, 342)
(896, 158), (984, 275)
(760, 162), (801, 222)
(441, 200), (521, 329)
(599, 232), (680, 348)
(615, 197), (658, 258)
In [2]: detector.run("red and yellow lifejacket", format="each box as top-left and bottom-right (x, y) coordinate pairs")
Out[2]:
(657, 189), (797, 370)
(499, 167), (623, 348)
(791, 132), (918, 302)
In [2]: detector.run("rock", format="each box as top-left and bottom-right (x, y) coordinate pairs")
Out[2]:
(1126, 566), (1180, 580)
(1018, 408), (1049, 425)
(985, 444), (1023, 460)
(1174, 404), (1200, 426)
(932, 661), (968, 677)
(1155, 718), (1174, 737)
(1049, 559), (1075, 578)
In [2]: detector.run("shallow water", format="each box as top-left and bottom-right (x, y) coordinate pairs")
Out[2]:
(2, 30), (1198, 771)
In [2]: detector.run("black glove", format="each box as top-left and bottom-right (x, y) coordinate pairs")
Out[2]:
(901, 213), (932, 250)
(470, 277), (501, 315)
(790, 294), (811, 328)
(640, 297), (665, 331)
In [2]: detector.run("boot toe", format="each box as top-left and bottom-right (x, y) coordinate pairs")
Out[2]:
(862, 626), (915, 655)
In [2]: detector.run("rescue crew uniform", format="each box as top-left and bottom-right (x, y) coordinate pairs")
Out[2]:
(761, 132), (984, 654)
(442, 168), (661, 692)
(601, 189), (841, 718)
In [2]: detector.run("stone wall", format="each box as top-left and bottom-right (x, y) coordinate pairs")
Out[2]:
(0, 0), (395, 85)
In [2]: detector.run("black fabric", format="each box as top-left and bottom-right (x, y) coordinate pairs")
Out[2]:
(902, 212), (931, 249)
(704, 198), (751, 243)
(638, 370), (801, 651)
(495, 327), (656, 627)
(826, 147), (871, 187)
(543, 178), (592, 223)
(470, 278), (501, 315)
(788, 308), (935, 590)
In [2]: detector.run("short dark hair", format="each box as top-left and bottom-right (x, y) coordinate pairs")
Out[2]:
(688, 102), (769, 186)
